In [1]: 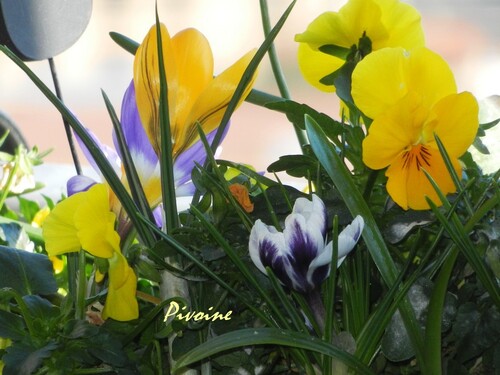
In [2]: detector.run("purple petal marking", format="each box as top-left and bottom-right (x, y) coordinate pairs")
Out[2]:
(67, 175), (97, 196)
(259, 238), (295, 289)
(75, 128), (121, 178)
(309, 264), (330, 289)
(116, 81), (158, 168)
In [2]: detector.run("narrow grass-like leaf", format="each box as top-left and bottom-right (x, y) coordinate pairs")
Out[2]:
(101, 90), (156, 226)
(434, 134), (473, 214)
(154, 9), (179, 232)
(137, 213), (275, 327)
(304, 114), (426, 367)
(0, 45), (156, 247)
(324, 216), (339, 344)
(189, 205), (288, 328)
(209, 0), (297, 156)
(109, 31), (139, 55)
(172, 327), (375, 375)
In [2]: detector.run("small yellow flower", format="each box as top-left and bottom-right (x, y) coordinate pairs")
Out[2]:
(42, 184), (138, 321)
(229, 183), (254, 213)
(295, 0), (424, 92)
(352, 47), (479, 210)
(134, 24), (257, 159)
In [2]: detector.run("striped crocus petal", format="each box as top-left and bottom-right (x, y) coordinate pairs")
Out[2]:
(249, 220), (296, 289)
(283, 195), (328, 292)
(115, 81), (159, 178)
(307, 215), (364, 287)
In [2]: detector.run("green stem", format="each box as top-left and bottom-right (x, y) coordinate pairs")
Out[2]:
(0, 153), (20, 210)
(75, 249), (87, 320)
(258, 0), (308, 151)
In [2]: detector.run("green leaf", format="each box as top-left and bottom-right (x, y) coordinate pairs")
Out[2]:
(109, 31), (139, 55)
(319, 44), (351, 59)
(3, 340), (58, 375)
(267, 154), (318, 178)
(305, 115), (426, 366)
(172, 328), (375, 375)
(0, 310), (26, 340)
(0, 246), (57, 296)
(0, 223), (33, 250)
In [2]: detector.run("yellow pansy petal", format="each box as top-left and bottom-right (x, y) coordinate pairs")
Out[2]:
(180, 49), (257, 155)
(363, 92), (430, 169)
(296, 1), (386, 50)
(352, 47), (456, 119)
(425, 92), (479, 156)
(352, 47), (409, 118)
(386, 145), (460, 210)
(102, 252), (138, 321)
(74, 184), (118, 259)
(134, 23), (177, 155)
(297, 42), (342, 93)
(170, 28), (214, 142)
(406, 47), (457, 111)
(42, 192), (87, 257)
(376, 0), (425, 50)
(32, 206), (50, 227)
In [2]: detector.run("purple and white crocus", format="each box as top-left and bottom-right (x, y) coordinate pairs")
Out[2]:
(249, 194), (364, 293)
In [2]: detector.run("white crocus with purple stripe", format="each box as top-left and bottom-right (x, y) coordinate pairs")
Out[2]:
(249, 194), (364, 293)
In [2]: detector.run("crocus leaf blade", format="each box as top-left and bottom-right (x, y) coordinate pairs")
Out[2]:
(304, 114), (426, 367)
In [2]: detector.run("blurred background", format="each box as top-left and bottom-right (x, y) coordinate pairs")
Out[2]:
(0, 0), (499, 177)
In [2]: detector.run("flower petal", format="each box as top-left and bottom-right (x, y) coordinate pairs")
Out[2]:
(337, 215), (364, 265)
(102, 251), (138, 321)
(352, 47), (456, 119)
(134, 23), (177, 155)
(376, 0), (425, 50)
(67, 175), (96, 197)
(425, 92), (479, 156)
(386, 146), (460, 210)
(181, 49), (257, 155)
(73, 184), (119, 258)
(117, 81), (158, 170)
(362, 92), (430, 169)
(170, 28), (214, 147)
(296, 42), (341, 92)
(249, 220), (295, 288)
(42, 192), (86, 256)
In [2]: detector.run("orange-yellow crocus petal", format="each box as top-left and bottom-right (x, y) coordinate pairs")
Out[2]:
(181, 49), (257, 154)
(134, 23), (177, 155)
(170, 28), (214, 146)
(386, 145), (461, 210)
(102, 251), (139, 321)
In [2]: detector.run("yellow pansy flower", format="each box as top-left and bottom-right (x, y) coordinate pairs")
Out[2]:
(352, 47), (479, 210)
(134, 23), (257, 159)
(42, 184), (138, 321)
(295, 0), (424, 92)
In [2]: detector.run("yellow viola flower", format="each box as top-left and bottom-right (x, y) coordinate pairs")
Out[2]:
(42, 183), (138, 321)
(134, 23), (257, 159)
(352, 47), (479, 210)
(295, 0), (424, 92)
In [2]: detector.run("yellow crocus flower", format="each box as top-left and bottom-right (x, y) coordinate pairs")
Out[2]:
(134, 23), (257, 159)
